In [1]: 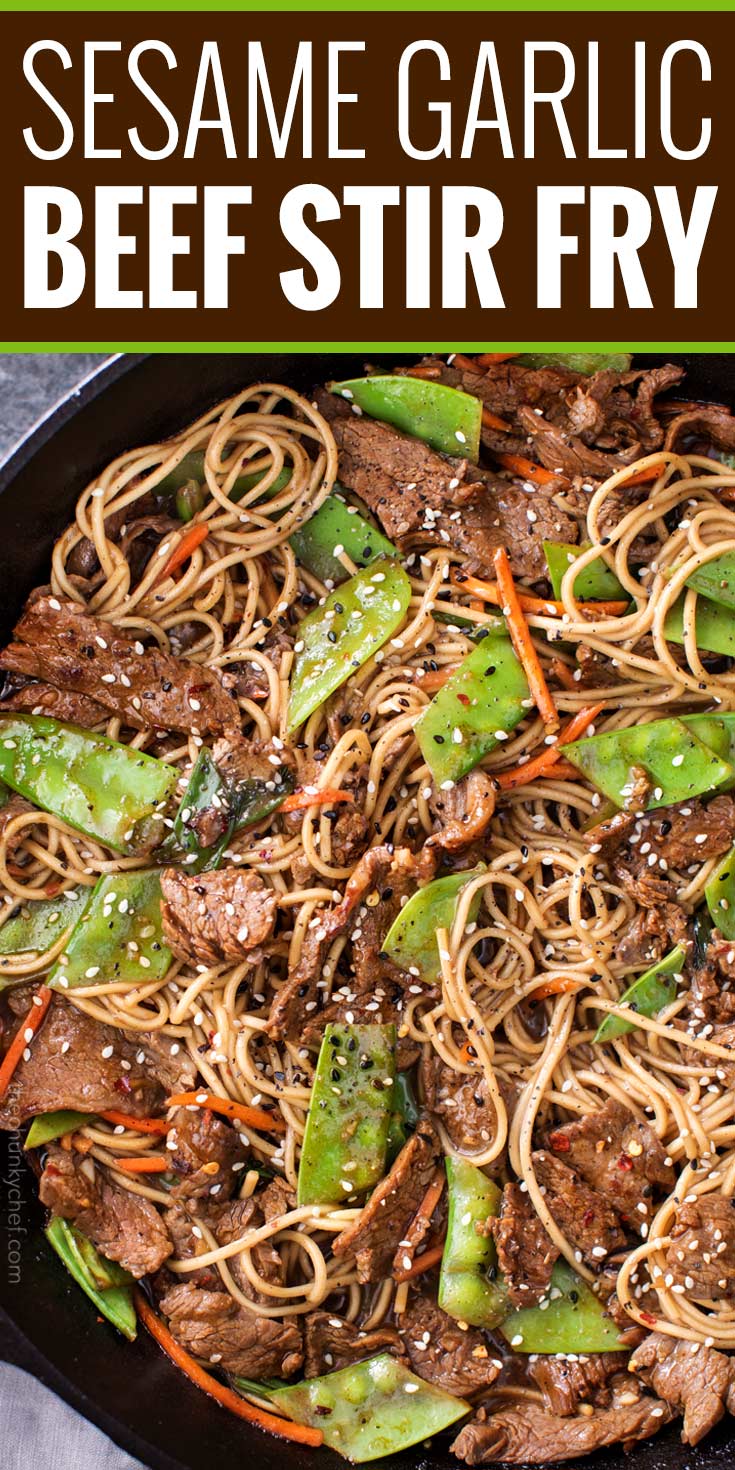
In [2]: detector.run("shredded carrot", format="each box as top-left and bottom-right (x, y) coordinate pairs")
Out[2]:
(481, 406), (512, 434)
(404, 364), (442, 379)
(493, 547), (559, 734)
(532, 976), (583, 1001)
(622, 462), (666, 489)
(155, 523), (209, 586)
(394, 1242), (446, 1282)
(133, 1290), (323, 1446)
(452, 353), (484, 374)
(166, 1090), (286, 1135)
(495, 702), (605, 791)
(416, 667), (457, 692)
(0, 986), (52, 1101)
(115, 1156), (169, 1175)
(101, 1110), (169, 1136)
(493, 452), (560, 485)
(414, 1173), (445, 1227)
(454, 572), (628, 619)
(476, 353), (519, 366)
(280, 787), (354, 815)
(549, 657), (578, 692)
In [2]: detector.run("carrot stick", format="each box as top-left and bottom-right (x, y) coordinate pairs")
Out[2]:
(481, 407), (512, 434)
(549, 657), (578, 692)
(531, 976), (584, 1001)
(101, 1111), (169, 1136)
(115, 1156), (169, 1174)
(493, 547), (559, 733)
(166, 1090), (286, 1135)
(155, 523), (209, 586)
(0, 986), (52, 1101)
(454, 573), (628, 619)
(394, 1242), (446, 1282)
(476, 353), (519, 366)
(133, 1290), (323, 1447)
(493, 452), (560, 485)
(495, 702), (605, 791)
(622, 462), (666, 488)
(452, 353), (484, 374)
(280, 787), (354, 814)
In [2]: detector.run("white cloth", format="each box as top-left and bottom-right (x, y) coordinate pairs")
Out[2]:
(0, 1363), (145, 1470)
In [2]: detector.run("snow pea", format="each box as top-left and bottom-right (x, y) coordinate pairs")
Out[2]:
(386, 1069), (419, 1161)
(0, 715), (177, 855)
(681, 712), (735, 770)
(157, 450), (291, 507)
(515, 352), (632, 374)
(665, 592), (735, 657)
(500, 1259), (626, 1353)
(0, 887), (90, 959)
(416, 631), (529, 786)
(175, 479), (206, 522)
(45, 1218), (137, 1339)
(706, 845), (735, 940)
(382, 865), (485, 984)
(290, 490), (397, 586)
(686, 551), (735, 611)
(25, 1109), (89, 1148)
(330, 375), (481, 461)
(271, 1353), (469, 1462)
(438, 1157), (508, 1330)
(48, 870), (171, 991)
(594, 944), (687, 1043)
(562, 717), (735, 810)
(287, 559), (411, 734)
(162, 747), (292, 874)
(543, 541), (625, 602)
(297, 1023), (396, 1207)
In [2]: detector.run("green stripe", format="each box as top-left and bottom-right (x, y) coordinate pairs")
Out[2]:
(3, 342), (735, 354)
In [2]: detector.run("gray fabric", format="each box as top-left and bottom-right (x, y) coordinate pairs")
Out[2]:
(0, 1362), (145, 1469)
(0, 355), (109, 463)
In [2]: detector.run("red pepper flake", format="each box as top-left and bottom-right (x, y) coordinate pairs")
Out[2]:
(582, 1209), (594, 1227)
(456, 692), (470, 707)
(617, 1154), (633, 1171)
(548, 1132), (570, 1152)
(640, 1311), (658, 1327)
(115, 1075), (132, 1095)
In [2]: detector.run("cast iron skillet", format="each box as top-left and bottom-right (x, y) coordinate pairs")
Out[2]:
(2, 353), (735, 1470)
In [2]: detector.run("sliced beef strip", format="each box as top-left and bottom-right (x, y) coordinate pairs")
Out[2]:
(158, 1281), (303, 1378)
(39, 1144), (171, 1277)
(167, 1106), (247, 1202)
(0, 593), (238, 736)
(420, 1052), (505, 1155)
(304, 1310), (404, 1377)
(451, 1383), (673, 1464)
(332, 1117), (441, 1283)
(516, 404), (642, 480)
(546, 1099), (674, 1231)
(488, 1182), (559, 1308)
(613, 796), (735, 888)
(162, 1201), (222, 1290)
(532, 1149), (627, 1263)
(615, 901), (691, 970)
(690, 930), (735, 1025)
(259, 1175), (296, 1223)
(0, 794), (36, 860)
(665, 406), (735, 455)
(135, 1030), (197, 1096)
(0, 994), (163, 1129)
(160, 867), (277, 968)
(208, 1193), (287, 1302)
(630, 1331), (735, 1446)
(528, 1352), (630, 1416)
(398, 1292), (501, 1397)
(428, 770), (496, 851)
(574, 643), (627, 691)
(665, 1193), (735, 1300)
(0, 677), (109, 727)
(329, 807), (371, 868)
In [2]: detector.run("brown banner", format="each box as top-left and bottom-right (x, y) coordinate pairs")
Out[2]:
(3, 10), (733, 340)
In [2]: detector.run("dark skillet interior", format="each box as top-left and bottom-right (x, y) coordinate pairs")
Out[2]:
(2, 352), (735, 1470)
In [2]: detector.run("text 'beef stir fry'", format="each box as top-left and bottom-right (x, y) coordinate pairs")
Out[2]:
(5, 355), (735, 1462)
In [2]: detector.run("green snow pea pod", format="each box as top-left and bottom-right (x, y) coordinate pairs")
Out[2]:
(686, 551), (735, 610)
(0, 715), (177, 855)
(543, 541), (626, 603)
(271, 1353), (469, 1462)
(415, 631), (529, 786)
(665, 593), (735, 657)
(382, 866), (485, 984)
(561, 718), (735, 810)
(45, 1218), (137, 1340)
(157, 450), (291, 505)
(25, 1109), (90, 1148)
(438, 1157), (508, 1330)
(500, 1259), (626, 1353)
(162, 747), (292, 874)
(593, 945), (687, 1042)
(706, 845), (735, 939)
(287, 559), (411, 734)
(297, 1024), (396, 1206)
(0, 887), (90, 960)
(515, 352), (633, 374)
(386, 1068), (419, 1160)
(329, 376), (481, 461)
(175, 479), (206, 522)
(48, 870), (172, 991)
(290, 490), (398, 586)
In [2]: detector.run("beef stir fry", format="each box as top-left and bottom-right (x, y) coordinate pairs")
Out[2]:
(4, 356), (735, 1462)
